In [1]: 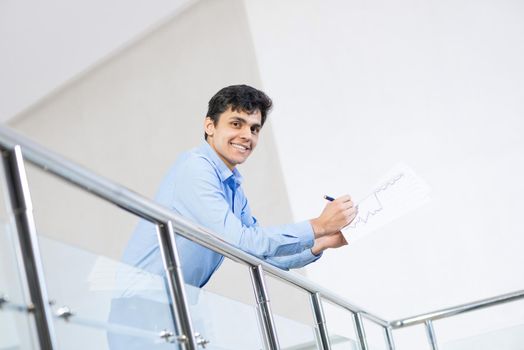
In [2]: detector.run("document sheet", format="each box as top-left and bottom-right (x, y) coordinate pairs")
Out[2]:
(342, 163), (431, 242)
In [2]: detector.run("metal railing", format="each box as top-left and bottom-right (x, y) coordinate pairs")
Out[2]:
(390, 289), (524, 350)
(0, 124), (523, 350)
(0, 125), (387, 350)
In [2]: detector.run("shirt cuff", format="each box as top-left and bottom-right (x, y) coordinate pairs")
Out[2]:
(306, 248), (323, 263)
(293, 220), (315, 249)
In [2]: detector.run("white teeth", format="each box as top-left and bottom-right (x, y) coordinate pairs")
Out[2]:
(231, 143), (249, 151)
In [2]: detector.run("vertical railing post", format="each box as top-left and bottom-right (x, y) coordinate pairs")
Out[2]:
(425, 320), (439, 350)
(310, 292), (331, 350)
(156, 221), (198, 349)
(383, 326), (396, 350)
(0, 145), (57, 350)
(352, 312), (368, 350)
(249, 265), (280, 350)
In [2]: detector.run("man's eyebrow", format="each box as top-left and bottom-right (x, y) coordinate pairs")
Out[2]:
(230, 116), (247, 123)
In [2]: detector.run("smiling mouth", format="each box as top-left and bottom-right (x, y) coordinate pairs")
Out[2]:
(230, 142), (250, 152)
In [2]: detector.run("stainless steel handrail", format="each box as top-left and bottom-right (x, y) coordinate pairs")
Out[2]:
(0, 124), (388, 349)
(390, 288), (524, 328)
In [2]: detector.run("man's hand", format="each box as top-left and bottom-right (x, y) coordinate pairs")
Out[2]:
(310, 195), (357, 238)
(311, 231), (348, 255)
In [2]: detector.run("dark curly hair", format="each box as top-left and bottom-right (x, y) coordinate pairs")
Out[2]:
(205, 85), (273, 139)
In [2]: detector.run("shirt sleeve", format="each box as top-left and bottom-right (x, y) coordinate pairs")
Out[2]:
(172, 157), (315, 259)
(264, 249), (323, 270)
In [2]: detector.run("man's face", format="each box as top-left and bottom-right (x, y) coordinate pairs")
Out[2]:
(205, 107), (262, 170)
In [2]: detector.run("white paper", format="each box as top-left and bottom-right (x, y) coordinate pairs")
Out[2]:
(342, 163), (431, 242)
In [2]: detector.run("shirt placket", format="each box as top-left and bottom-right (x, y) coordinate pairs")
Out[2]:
(226, 177), (238, 214)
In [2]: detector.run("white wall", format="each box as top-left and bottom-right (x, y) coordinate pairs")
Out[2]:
(244, 0), (524, 347)
(0, 0), (196, 123)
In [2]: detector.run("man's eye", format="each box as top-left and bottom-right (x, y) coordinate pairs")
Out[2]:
(251, 127), (260, 135)
(232, 122), (240, 127)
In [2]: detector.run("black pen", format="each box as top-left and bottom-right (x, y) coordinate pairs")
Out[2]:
(323, 195), (335, 202)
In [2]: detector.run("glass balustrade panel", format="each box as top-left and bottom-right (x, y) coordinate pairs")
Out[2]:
(38, 231), (178, 350)
(434, 298), (524, 350)
(262, 274), (318, 349)
(321, 300), (361, 350)
(0, 221), (29, 306)
(441, 323), (524, 350)
(264, 275), (360, 350)
(0, 218), (41, 350)
(35, 231), (358, 350)
(0, 305), (37, 350)
(44, 233), (343, 349)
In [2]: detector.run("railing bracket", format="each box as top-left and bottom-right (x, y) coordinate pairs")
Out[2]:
(195, 332), (210, 348)
(55, 306), (74, 321)
(159, 329), (176, 343)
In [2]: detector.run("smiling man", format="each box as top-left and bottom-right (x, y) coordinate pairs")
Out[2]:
(122, 85), (356, 288)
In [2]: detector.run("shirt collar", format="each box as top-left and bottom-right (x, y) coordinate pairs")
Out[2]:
(198, 141), (244, 187)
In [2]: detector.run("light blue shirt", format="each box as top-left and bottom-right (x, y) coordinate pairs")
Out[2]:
(122, 142), (321, 287)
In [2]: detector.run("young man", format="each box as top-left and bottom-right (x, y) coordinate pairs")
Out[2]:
(122, 85), (356, 288)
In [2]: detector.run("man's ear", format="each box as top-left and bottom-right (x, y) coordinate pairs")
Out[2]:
(204, 117), (215, 138)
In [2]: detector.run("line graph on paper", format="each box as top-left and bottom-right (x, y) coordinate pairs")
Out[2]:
(342, 163), (431, 242)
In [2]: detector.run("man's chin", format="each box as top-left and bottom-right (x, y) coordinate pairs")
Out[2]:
(234, 156), (250, 166)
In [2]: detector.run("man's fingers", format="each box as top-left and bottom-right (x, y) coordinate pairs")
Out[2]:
(344, 207), (357, 218)
(347, 211), (357, 224)
(342, 200), (355, 210)
(331, 198), (354, 210)
(335, 195), (352, 203)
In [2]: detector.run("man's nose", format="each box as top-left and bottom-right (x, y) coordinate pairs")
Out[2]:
(239, 126), (252, 139)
